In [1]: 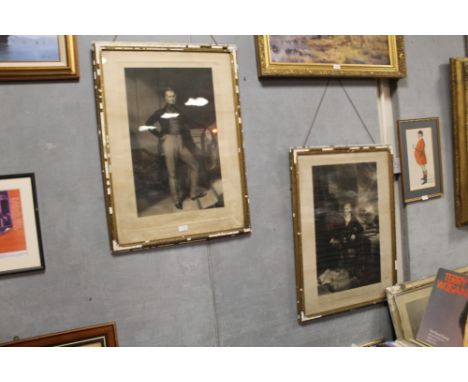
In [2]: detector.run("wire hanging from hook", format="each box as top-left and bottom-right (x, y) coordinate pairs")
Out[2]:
(338, 79), (377, 144)
(302, 79), (330, 146)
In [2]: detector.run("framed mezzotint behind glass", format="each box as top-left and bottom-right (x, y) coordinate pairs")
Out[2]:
(386, 266), (468, 344)
(450, 57), (468, 226)
(397, 117), (443, 203)
(1, 322), (118, 347)
(0, 173), (44, 276)
(290, 146), (396, 322)
(255, 35), (406, 78)
(93, 42), (250, 253)
(0, 35), (79, 80)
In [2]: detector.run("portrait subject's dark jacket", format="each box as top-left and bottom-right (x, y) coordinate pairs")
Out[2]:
(145, 105), (197, 152)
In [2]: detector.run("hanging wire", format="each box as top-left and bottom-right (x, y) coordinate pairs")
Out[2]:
(112, 35), (118, 42)
(338, 79), (377, 144)
(302, 79), (330, 146)
(210, 35), (219, 45)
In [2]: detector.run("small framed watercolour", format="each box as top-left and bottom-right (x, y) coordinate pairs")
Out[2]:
(397, 118), (443, 203)
(386, 266), (468, 344)
(450, 58), (468, 226)
(290, 146), (396, 322)
(0, 173), (44, 276)
(1, 322), (118, 347)
(92, 42), (250, 253)
(0, 35), (79, 80)
(255, 35), (406, 78)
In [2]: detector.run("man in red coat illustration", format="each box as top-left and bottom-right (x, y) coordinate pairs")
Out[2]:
(414, 130), (428, 185)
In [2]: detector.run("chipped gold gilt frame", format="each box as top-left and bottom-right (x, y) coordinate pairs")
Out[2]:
(256, 35), (406, 78)
(93, 42), (250, 253)
(450, 58), (468, 226)
(0, 35), (79, 80)
(290, 146), (396, 322)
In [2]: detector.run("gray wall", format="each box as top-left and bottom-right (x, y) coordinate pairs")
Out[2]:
(0, 35), (466, 346)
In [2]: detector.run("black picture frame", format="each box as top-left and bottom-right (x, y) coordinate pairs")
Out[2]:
(0, 173), (45, 276)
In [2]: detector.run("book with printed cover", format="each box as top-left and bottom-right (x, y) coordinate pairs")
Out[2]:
(416, 268), (468, 346)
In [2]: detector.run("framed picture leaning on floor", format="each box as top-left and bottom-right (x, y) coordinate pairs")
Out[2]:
(1, 322), (118, 347)
(92, 42), (250, 253)
(290, 146), (396, 322)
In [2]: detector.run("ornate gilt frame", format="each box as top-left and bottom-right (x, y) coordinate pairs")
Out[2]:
(450, 58), (468, 226)
(93, 42), (251, 253)
(290, 145), (396, 322)
(0, 35), (79, 80)
(256, 35), (406, 78)
(386, 266), (468, 343)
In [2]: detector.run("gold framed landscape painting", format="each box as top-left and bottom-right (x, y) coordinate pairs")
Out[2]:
(93, 42), (250, 253)
(290, 146), (396, 322)
(397, 117), (443, 203)
(256, 35), (406, 78)
(1, 322), (118, 347)
(386, 266), (468, 343)
(450, 57), (468, 226)
(0, 35), (79, 80)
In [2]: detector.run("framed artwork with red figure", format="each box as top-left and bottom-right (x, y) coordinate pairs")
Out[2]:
(397, 118), (443, 204)
(0, 173), (44, 276)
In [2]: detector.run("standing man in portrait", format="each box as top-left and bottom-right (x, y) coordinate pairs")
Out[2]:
(414, 130), (428, 185)
(140, 87), (206, 210)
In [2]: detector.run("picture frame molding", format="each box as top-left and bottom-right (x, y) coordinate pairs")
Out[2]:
(255, 35), (406, 78)
(0, 35), (79, 81)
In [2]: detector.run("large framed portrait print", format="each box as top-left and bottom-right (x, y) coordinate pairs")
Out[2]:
(450, 57), (468, 226)
(290, 146), (396, 321)
(256, 35), (406, 78)
(0, 35), (79, 80)
(93, 42), (250, 252)
(0, 173), (44, 276)
(397, 117), (443, 203)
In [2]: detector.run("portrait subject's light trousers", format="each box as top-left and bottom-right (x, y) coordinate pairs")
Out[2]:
(162, 134), (199, 203)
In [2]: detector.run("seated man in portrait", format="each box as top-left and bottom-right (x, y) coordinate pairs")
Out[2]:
(329, 202), (364, 279)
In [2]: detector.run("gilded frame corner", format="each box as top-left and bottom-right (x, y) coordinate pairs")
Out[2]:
(290, 145), (396, 323)
(92, 42), (251, 253)
(0, 35), (79, 81)
(256, 35), (406, 79)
